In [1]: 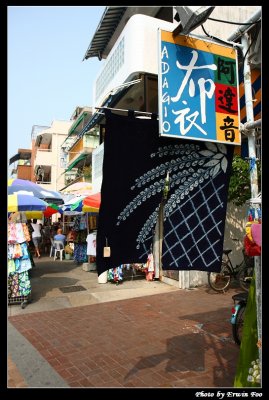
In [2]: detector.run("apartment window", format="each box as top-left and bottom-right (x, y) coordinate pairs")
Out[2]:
(96, 37), (125, 101)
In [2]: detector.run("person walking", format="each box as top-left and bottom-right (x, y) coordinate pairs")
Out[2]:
(41, 222), (51, 255)
(31, 218), (42, 258)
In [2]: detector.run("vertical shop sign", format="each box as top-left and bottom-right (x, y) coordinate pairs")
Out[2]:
(158, 30), (241, 145)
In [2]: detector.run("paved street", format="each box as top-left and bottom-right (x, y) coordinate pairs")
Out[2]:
(7, 257), (242, 388)
(8, 258), (239, 388)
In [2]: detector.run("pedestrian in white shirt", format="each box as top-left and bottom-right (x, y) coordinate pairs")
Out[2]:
(31, 218), (42, 258)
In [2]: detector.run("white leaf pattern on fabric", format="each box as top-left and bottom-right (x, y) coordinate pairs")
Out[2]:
(212, 164), (220, 177)
(213, 153), (224, 159)
(116, 142), (228, 250)
(205, 142), (218, 152)
(199, 150), (215, 156)
(221, 157), (228, 172)
(217, 143), (227, 154)
(204, 159), (220, 167)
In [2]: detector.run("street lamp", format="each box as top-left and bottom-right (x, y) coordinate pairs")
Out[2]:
(173, 6), (215, 36)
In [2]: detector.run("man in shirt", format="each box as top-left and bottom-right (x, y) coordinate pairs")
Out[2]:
(54, 228), (66, 246)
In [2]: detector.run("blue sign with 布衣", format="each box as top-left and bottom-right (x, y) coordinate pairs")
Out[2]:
(158, 30), (240, 145)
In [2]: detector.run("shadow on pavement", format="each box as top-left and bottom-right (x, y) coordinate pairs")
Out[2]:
(28, 258), (82, 301)
(124, 331), (237, 386)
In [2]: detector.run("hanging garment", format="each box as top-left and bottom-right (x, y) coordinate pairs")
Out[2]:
(161, 141), (234, 272)
(15, 223), (27, 243)
(8, 259), (16, 275)
(16, 258), (32, 274)
(86, 233), (97, 256)
(18, 270), (31, 296)
(13, 243), (23, 258)
(8, 223), (17, 243)
(8, 244), (14, 259)
(96, 111), (234, 275)
(79, 214), (87, 230)
(88, 216), (97, 230)
(8, 273), (20, 297)
(73, 215), (82, 231)
(73, 243), (88, 263)
(22, 223), (31, 242)
(108, 266), (123, 283)
(96, 111), (166, 275)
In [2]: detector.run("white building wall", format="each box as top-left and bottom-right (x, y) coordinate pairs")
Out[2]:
(94, 14), (177, 107)
(35, 120), (72, 192)
(194, 6), (260, 39)
(94, 6), (260, 108)
(92, 6), (260, 288)
(50, 121), (73, 191)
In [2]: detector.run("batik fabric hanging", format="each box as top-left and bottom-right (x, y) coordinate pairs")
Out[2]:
(96, 110), (234, 275)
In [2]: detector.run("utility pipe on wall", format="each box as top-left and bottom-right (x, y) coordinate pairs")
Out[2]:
(241, 31), (262, 375)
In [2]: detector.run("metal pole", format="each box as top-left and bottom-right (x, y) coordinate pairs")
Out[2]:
(241, 32), (262, 372)
(242, 118), (261, 131)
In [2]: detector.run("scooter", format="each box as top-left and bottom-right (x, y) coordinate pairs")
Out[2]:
(230, 292), (248, 345)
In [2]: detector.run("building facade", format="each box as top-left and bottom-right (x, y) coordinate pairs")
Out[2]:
(33, 120), (72, 191)
(54, 6), (260, 287)
(59, 106), (99, 191)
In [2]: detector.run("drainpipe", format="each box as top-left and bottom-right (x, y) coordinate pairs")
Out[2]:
(241, 32), (262, 372)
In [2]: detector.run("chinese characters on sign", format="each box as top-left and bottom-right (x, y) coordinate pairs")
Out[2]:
(158, 30), (240, 145)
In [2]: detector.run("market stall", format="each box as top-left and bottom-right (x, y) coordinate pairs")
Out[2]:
(8, 194), (48, 308)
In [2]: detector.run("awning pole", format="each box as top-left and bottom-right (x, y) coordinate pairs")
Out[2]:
(95, 106), (157, 116)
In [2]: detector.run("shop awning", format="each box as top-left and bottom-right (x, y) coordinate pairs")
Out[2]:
(83, 7), (127, 60)
(77, 82), (135, 139)
(65, 154), (87, 172)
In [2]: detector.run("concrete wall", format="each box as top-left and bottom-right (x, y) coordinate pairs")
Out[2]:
(194, 6), (260, 40)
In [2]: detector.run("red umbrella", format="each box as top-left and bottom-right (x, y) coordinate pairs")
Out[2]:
(43, 203), (63, 218)
(82, 193), (101, 212)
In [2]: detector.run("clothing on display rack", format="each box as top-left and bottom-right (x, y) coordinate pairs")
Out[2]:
(108, 266), (124, 284)
(244, 205), (261, 257)
(86, 231), (97, 256)
(8, 220), (33, 308)
(88, 215), (97, 231)
(73, 215), (88, 263)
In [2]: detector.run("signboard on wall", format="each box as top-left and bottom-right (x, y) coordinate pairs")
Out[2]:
(158, 30), (241, 145)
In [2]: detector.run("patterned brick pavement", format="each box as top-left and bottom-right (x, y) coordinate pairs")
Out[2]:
(8, 288), (240, 388)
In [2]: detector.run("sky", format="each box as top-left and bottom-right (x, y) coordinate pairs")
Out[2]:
(8, 5), (106, 176)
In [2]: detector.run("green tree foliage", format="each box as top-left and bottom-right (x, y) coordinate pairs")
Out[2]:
(228, 155), (261, 206)
(82, 165), (92, 179)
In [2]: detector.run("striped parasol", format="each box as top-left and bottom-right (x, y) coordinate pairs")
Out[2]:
(8, 194), (48, 212)
(82, 193), (101, 213)
(8, 179), (64, 205)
